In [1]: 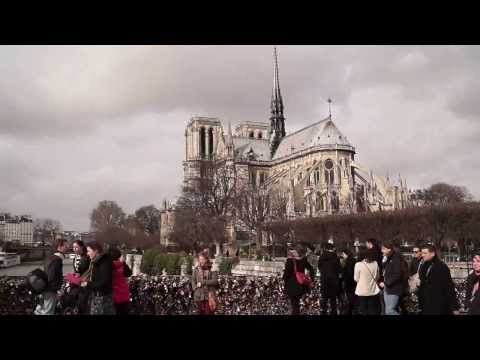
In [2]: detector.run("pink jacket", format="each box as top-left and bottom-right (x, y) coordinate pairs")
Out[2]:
(112, 260), (131, 304)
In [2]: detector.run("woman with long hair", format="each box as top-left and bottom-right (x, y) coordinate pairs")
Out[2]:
(354, 249), (381, 315)
(80, 241), (115, 315)
(191, 251), (218, 315)
(108, 247), (132, 315)
(72, 240), (90, 276)
(66, 240), (91, 314)
(283, 246), (315, 315)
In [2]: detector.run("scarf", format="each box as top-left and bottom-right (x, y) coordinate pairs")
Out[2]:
(80, 253), (102, 282)
(196, 264), (211, 284)
(80, 260), (94, 282)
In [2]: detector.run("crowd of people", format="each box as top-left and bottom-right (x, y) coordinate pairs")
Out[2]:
(282, 239), (480, 315)
(33, 238), (133, 315)
(0, 238), (478, 316)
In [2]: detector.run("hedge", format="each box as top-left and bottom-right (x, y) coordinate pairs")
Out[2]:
(264, 203), (480, 252)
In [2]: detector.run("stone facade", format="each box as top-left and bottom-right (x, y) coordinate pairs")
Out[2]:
(180, 47), (411, 251)
(0, 214), (33, 245)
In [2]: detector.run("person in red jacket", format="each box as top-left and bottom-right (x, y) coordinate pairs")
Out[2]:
(108, 247), (132, 315)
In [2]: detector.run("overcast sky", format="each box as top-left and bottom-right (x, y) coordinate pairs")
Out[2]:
(1, 45), (479, 231)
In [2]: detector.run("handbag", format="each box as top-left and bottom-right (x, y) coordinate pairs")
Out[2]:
(293, 259), (313, 288)
(208, 291), (217, 313)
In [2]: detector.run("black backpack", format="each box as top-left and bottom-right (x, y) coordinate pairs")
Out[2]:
(26, 268), (48, 294)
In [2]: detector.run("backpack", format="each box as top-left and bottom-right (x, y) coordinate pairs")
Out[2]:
(26, 268), (48, 294)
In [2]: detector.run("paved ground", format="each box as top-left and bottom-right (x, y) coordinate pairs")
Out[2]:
(0, 258), (74, 277)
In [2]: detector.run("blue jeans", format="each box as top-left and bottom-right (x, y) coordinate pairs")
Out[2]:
(383, 291), (400, 315)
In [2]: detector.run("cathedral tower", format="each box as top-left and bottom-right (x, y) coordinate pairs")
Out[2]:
(183, 116), (222, 184)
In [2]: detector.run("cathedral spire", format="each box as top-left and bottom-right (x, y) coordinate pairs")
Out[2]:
(269, 46), (286, 157)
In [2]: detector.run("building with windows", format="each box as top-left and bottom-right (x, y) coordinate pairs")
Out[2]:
(183, 47), (410, 222)
(0, 214), (34, 245)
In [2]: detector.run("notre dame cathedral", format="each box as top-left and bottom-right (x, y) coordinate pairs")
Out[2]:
(182, 47), (410, 224)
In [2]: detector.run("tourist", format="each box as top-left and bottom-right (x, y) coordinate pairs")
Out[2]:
(34, 238), (67, 315)
(465, 250), (480, 315)
(340, 248), (356, 315)
(317, 243), (341, 315)
(282, 247), (315, 315)
(66, 240), (91, 314)
(407, 246), (424, 296)
(418, 244), (459, 315)
(354, 249), (381, 315)
(80, 241), (115, 315)
(72, 240), (90, 276)
(379, 242), (408, 315)
(191, 251), (218, 315)
(109, 247), (132, 315)
(409, 246), (424, 276)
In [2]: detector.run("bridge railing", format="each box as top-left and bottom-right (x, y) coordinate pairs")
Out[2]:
(0, 275), (469, 315)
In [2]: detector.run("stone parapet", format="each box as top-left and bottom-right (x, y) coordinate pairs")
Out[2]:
(231, 259), (285, 277)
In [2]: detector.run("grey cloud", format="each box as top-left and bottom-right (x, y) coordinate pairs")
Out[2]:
(1, 45), (479, 229)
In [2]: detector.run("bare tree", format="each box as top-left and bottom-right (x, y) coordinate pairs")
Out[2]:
(90, 200), (126, 232)
(135, 205), (161, 236)
(171, 160), (238, 254)
(423, 183), (473, 206)
(34, 218), (63, 245)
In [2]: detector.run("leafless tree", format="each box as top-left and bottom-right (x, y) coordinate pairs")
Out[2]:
(236, 184), (289, 256)
(135, 205), (161, 236)
(33, 218), (63, 244)
(171, 160), (238, 254)
(90, 200), (126, 232)
(423, 183), (473, 206)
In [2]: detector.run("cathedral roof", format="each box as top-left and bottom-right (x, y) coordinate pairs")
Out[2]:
(272, 117), (354, 160)
(232, 137), (271, 162)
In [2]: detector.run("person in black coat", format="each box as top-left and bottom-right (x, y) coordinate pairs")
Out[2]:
(409, 246), (424, 276)
(418, 244), (459, 315)
(72, 240), (90, 276)
(69, 240), (90, 315)
(317, 243), (341, 315)
(81, 241), (115, 315)
(283, 248), (315, 315)
(340, 248), (356, 315)
(379, 242), (408, 315)
(34, 238), (68, 315)
(465, 251), (480, 315)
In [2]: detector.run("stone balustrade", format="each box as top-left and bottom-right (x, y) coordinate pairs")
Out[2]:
(231, 260), (286, 277)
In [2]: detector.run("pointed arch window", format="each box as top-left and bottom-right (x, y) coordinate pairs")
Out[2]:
(208, 128), (214, 156)
(314, 169), (320, 185)
(258, 132), (263, 139)
(324, 159), (334, 186)
(199, 127), (206, 158)
(249, 131), (255, 138)
(331, 191), (339, 211)
(259, 172), (265, 185)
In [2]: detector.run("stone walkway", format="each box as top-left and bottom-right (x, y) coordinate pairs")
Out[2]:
(0, 259), (73, 277)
